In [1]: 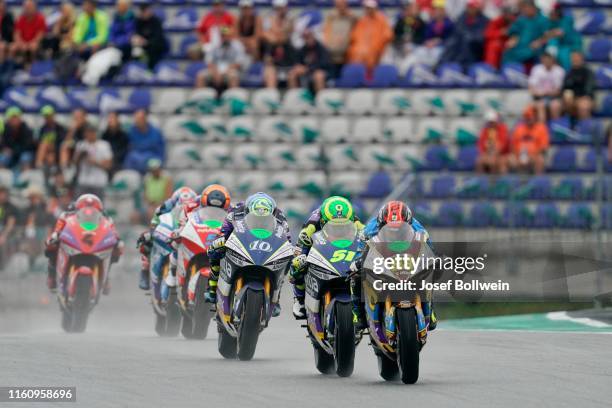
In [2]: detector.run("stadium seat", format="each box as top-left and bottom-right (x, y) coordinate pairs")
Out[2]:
(489, 175), (520, 199)
(371, 64), (399, 87)
(345, 89), (375, 114)
(361, 171), (393, 198)
(315, 88), (345, 115)
(377, 89), (412, 115)
(151, 88), (188, 114)
(251, 88), (281, 114)
(410, 90), (444, 115)
(417, 117), (447, 142)
(468, 202), (499, 227)
(403, 64), (438, 87)
(264, 144), (299, 170)
(128, 89), (152, 110)
(110, 170), (142, 195)
(426, 175), (456, 198)
(336, 63), (367, 88)
(327, 144), (362, 170)
(167, 143), (205, 169)
(99, 89), (130, 113)
(382, 117), (417, 143)
(241, 62), (265, 87)
(299, 171), (327, 198)
(227, 115), (256, 139)
(501, 63), (528, 88)
(595, 65), (611, 88)
(423, 145), (452, 170)
(575, 10), (605, 34)
(321, 117), (350, 143)
(352, 117), (382, 143)
(468, 63), (507, 88)
(221, 88), (251, 115)
(451, 146), (478, 171)
(442, 89), (476, 116)
(554, 176), (584, 199)
(184, 62), (206, 82)
(533, 203), (560, 229)
(256, 116), (293, 142)
(500, 203), (534, 228)
(448, 117), (479, 145)
(456, 175), (489, 198)
(0, 168), (13, 187)
(233, 143), (264, 170)
(563, 203), (595, 229)
(436, 201), (464, 227)
(201, 143), (231, 169)
(115, 62), (154, 86)
(291, 116), (320, 143)
(524, 176), (552, 199)
(329, 172), (364, 197)
(295, 144), (326, 170)
(550, 146), (578, 172)
(282, 88), (315, 114)
(164, 7), (198, 31)
(201, 171), (237, 193)
(390, 145), (425, 170)
(472, 89), (504, 114)
(174, 170), (208, 191)
(267, 171), (300, 197)
(587, 38), (611, 62)
(436, 63), (473, 87)
(360, 144), (394, 169)
(4, 87), (39, 111)
(154, 61), (190, 86)
(198, 115), (228, 141)
(503, 90), (531, 116)
(36, 86), (72, 112)
(181, 87), (217, 114)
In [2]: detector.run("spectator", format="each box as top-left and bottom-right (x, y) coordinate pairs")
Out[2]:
(439, 0), (488, 68)
(322, 0), (356, 76)
(544, 3), (582, 70)
(73, 0), (109, 58)
(21, 184), (53, 263)
(476, 109), (509, 174)
(528, 50), (565, 121)
(197, 0), (234, 48)
(561, 51), (594, 121)
(72, 123), (112, 199)
(235, 0), (262, 60)
(141, 158), (172, 221)
(400, 0), (453, 69)
(501, 0), (548, 66)
(0, 185), (17, 266)
(0, 0), (14, 55)
(0, 107), (35, 169)
(35, 105), (66, 168)
(59, 108), (88, 168)
(508, 105), (549, 174)
(11, 0), (46, 64)
(42, 1), (75, 58)
(101, 112), (129, 175)
(109, 0), (135, 62)
(47, 167), (72, 217)
(196, 26), (248, 91)
(347, 0), (392, 71)
(287, 29), (330, 93)
(262, 0), (295, 88)
(132, 4), (168, 70)
(483, 6), (515, 69)
(0, 36), (15, 96)
(386, 1), (425, 75)
(124, 109), (165, 174)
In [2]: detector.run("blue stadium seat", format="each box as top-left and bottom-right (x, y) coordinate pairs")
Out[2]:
(26, 61), (56, 85)
(595, 65), (611, 88)
(241, 62), (265, 87)
(436, 201), (464, 227)
(501, 63), (528, 88)
(298, 9), (323, 28)
(533, 203), (560, 228)
(423, 145), (451, 171)
(450, 146), (478, 171)
(98, 89), (129, 113)
(185, 62), (206, 81)
(575, 118), (603, 143)
(548, 116), (574, 144)
(67, 88), (99, 111)
(587, 38), (611, 62)
(129, 89), (152, 110)
(602, 205), (612, 229)
(575, 10), (605, 35)
(436, 63), (473, 87)
(488, 175), (520, 199)
(519, 175), (552, 199)
(500, 203), (533, 228)
(554, 176), (584, 199)
(468, 63), (507, 88)
(114, 62), (154, 85)
(361, 171), (392, 198)
(336, 64), (367, 88)
(427, 175), (455, 198)
(164, 7), (198, 31)
(456, 176), (489, 198)
(371, 64), (399, 87)
(402, 64), (437, 87)
(4, 87), (40, 111)
(597, 94), (612, 116)
(36, 86), (72, 112)
(563, 203), (594, 229)
(468, 202), (498, 227)
(155, 61), (190, 86)
(178, 34), (198, 58)
(579, 148), (597, 172)
(550, 146), (577, 172)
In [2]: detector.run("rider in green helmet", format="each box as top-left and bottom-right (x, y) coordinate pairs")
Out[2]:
(289, 196), (364, 319)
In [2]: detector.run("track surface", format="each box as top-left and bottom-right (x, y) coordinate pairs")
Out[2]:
(1, 274), (611, 408)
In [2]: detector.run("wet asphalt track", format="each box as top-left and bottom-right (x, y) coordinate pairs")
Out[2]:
(1, 273), (611, 408)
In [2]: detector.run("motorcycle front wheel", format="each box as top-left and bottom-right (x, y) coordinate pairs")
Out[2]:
(333, 302), (356, 377)
(313, 342), (335, 375)
(237, 289), (263, 361)
(192, 276), (212, 339)
(62, 275), (92, 333)
(396, 308), (420, 384)
(217, 323), (237, 359)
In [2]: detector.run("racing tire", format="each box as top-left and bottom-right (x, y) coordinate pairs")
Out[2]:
(313, 343), (335, 375)
(192, 276), (212, 340)
(396, 308), (420, 384)
(333, 302), (356, 377)
(217, 323), (237, 359)
(376, 350), (400, 381)
(164, 289), (181, 337)
(181, 313), (195, 339)
(237, 289), (263, 361)
(70, 275), (92, 333)
(155, 313), (166, 337)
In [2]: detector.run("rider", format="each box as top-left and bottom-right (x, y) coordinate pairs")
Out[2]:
(289, 196), (364, 319)
(351, 200), (437, 331)
(45, 194), (123, 292)
(206, 192), (291, 314)
(137, 187), (197, 290)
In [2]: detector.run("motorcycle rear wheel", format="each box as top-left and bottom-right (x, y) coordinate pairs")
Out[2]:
(164, 289), (181, 337)
(181, 313), (195, 339)
(396, 308), (420, 384)
(237, 289), (263, 361)
(155, 313), (166, 336)
(333, 302), (356, 377)
(217, 323), (237, 359)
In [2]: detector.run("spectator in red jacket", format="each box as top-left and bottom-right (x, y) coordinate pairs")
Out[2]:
(11, 0), (46, 64)
(483, 6), (515, 68)
(476, 109), (509, 174)
(197, 0), (235, 46)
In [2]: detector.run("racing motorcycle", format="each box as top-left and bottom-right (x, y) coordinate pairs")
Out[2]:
(216, 211), (293, 360)
(56, 207), (118, 333)
(149, 206), (183, 337)
(304, 219), (360, 377)
(176, 206), (226, 339)
(360, 221), (435, 384)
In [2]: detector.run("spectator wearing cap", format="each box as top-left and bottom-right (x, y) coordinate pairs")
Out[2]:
(0, 185), (18, 266)
(73, 0), (109, 58)
(347, 0), (392, 71)
(102, 112), (129, 175)
(42, 1), (75, 58)
(235, 0), (262, 60)
(483, 6), (515, 69)
(132, 4), (168, 70)
(399, 0), (453, 70)
(561, 52), (595, 122)
(262, 0), (295, 88)
(21, 184), (54, 263)
(0, 107), (35, 168)
(35, 105), (66, 169)
(476, 109), (509, 174)
(322, 0), (356, 76)
(528, 50), (565, 122)
(544, 3), (581, 71)
(109, 0), (135, 62)
(439, 0), (488, 68)
(124, 109), (165, 174)
(287, 29), (331, 93)
(197, 0), (235, 47)
(59, 108), (88, 168)
(11, 0), (46, 64)
(196, 26), (248, 92)
(0, 0), (14, 56)
(141, 158), (172, 221)
(508, 105), (549, 174)
(502, 0), (548, 66)
(72, 123), (112, 199)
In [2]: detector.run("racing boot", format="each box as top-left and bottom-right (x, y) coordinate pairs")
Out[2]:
(271, 303), (282, 317)
(292, 297), (306, 320)
(423, 300), (437, 331)
(205, 265), (219, 303)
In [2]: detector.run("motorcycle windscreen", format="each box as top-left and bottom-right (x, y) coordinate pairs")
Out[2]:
(194, 207), (226, 228)
(322, 219), (357, 249)
(77, 208), (103, 231)
(245, 213), (277, 240)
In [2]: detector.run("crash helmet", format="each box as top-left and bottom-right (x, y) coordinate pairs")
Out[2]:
(320, 196), (354, 225)
(172, 187), (197, 205)
(377, 201), (412, 226)
(75, 194), (103, 211)
(200, 184), (231, 209)
(246, 192), (276, 216)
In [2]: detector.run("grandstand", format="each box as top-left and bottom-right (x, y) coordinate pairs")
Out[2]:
(0, 0), (610, 239)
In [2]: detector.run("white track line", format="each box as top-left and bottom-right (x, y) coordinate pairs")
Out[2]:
(546, 311), (611, 328)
